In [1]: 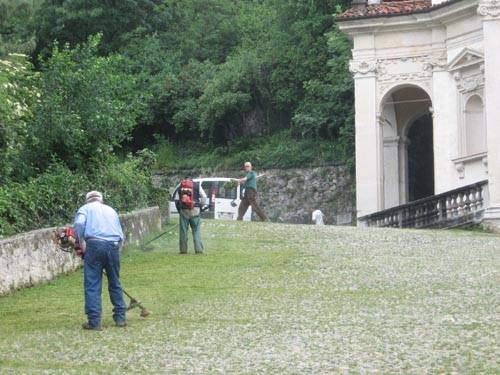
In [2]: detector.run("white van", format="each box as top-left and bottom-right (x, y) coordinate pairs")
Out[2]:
(169, 178), (252, 221)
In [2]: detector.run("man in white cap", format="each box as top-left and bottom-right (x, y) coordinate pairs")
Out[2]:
(73, 191), (127, 331)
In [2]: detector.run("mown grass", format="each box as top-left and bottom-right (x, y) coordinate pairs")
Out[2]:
(0, 221), (498, 374)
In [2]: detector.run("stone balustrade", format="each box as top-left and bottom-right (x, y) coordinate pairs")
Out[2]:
(359, 181), (488, 229)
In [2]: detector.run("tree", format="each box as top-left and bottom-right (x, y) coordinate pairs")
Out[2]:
(28, 34), (146, 172)
(0, 0), (38, 57)
(292, 29), (354, 140)
(0, 54), (38, 183)
(32, 0), (161, 60)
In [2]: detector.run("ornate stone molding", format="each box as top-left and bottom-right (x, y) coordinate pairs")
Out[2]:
(377, 55), (433, 82)
(453, 65), (485, 93)
(423, 55), (448, 72)
(376, 54), (440, 100)
(455, 162), (465, 179)
(449, 49), (485, 94)
(478, 0), (500, 19)
(349, 59), (377, 77)
(448, 48), (484, 72)
(452, 152), (488, 179)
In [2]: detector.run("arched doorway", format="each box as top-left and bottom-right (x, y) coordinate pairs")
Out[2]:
(380, 84), (433, 208)
(407, 114), (434, 202)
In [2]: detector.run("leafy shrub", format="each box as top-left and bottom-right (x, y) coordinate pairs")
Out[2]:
(94, 150), (159, 213)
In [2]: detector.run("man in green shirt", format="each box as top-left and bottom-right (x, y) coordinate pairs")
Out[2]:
(237, 162), (269, 221)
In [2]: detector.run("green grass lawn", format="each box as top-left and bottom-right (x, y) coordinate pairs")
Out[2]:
(0, 221), (499, 374)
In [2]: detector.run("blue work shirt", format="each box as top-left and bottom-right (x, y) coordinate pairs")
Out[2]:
(73, 201), (124, 243)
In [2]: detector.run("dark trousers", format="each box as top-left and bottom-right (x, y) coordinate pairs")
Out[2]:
(84, 239), (127, 327)
(179, 213), (204, 254)
(237, 188), (268, 221)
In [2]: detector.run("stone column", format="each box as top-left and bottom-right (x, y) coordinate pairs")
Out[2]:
(431, 56), (457, 194)
(479, 0), (500, 230)
(398, 136), (409, 204)
(383, 136), (401, 209)
(350, 59), (382, 220)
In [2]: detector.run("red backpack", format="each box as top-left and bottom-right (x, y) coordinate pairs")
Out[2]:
(179, 179), (198, 209)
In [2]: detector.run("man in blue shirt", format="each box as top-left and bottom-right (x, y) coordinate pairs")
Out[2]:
(74, 191), (127, 330)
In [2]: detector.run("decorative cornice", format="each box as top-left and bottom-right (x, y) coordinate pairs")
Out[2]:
(478, 0), (500, 19)
(338, 0), (478, 35)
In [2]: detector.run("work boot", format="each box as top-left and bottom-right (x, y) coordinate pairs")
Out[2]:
(82, 323), (102, 331)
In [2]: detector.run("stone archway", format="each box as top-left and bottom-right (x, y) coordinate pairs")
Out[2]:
(379, 84), (433, 208)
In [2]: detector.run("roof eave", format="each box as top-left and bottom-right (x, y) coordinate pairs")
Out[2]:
(337, 0), (477, 34)
(337, 0), (466, 23)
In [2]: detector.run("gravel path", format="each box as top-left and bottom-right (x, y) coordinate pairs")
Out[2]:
(0, 222), (498, 374)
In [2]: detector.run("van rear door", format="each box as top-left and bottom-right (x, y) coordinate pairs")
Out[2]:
(214, 180), (239, 220)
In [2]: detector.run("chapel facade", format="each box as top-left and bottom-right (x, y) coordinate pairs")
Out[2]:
(338, 0), (500, 230)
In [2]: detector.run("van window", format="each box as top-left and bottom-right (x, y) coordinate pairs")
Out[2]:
(202, 181), (237, 200)
(218, 182), (237, 200)
(201, 181), (214, 196)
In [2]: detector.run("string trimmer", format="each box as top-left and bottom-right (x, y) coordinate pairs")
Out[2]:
(140, 223), (179, 252)
(53, 227), (151, 318)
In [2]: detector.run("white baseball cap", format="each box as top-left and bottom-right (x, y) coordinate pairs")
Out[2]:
(85, 191), (103, 202)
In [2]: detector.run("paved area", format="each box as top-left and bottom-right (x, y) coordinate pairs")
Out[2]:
(0, 221), (498, 373)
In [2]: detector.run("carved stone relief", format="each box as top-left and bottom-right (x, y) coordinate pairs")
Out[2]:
(453, 66), (485, 93)
(478, 0), (500, 19)
(349, 59), (377, 77)
(375, 54), (443, 100)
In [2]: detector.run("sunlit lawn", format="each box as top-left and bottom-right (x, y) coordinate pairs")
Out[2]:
(0, 221), (498, 374)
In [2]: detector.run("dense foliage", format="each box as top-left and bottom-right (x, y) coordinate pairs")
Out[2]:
(154, 130), (345, 171)
(29, 34), (145, 173)
(0, 0), (38, 57)
(0, 37), (158, 236)
(0, 54), (38, 183)
(0, 0), (355, 235)
(26, 0), (354, 148)
(0, 151), (159, 237)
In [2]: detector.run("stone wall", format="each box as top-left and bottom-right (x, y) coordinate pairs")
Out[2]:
(0, 207), (161, 296)
(120, 207), (162, 246)
(154, 165), (355, 224)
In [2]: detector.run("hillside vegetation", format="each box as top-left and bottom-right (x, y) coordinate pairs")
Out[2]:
(0, 221), (498, 373)
(0, 0), (354, 236)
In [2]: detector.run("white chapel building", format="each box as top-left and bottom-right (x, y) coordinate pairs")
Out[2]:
(338, 0), (500, 230)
